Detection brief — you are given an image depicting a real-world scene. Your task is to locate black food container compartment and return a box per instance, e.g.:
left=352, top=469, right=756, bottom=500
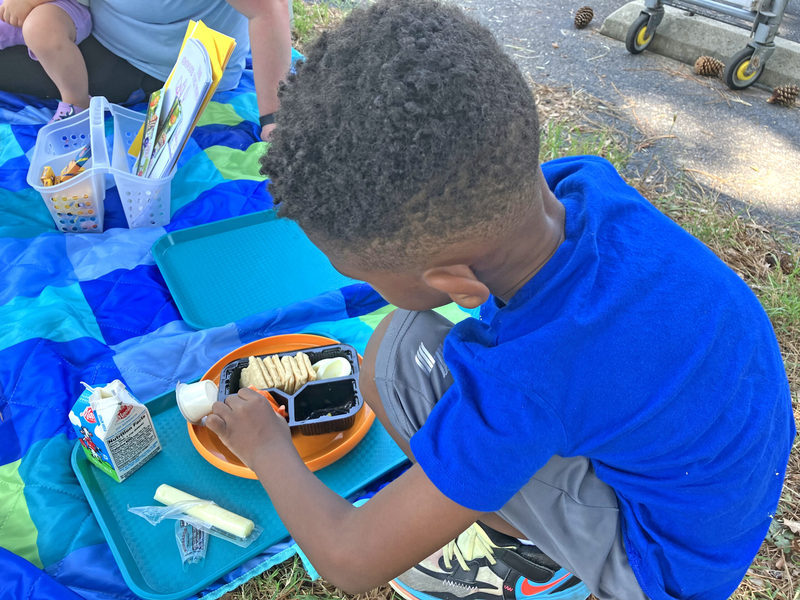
left=217, top=343, right=363, bottom=435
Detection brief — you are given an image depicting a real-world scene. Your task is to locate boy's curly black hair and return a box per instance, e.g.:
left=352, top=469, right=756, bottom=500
left=260, top=0, right=541, bottom=266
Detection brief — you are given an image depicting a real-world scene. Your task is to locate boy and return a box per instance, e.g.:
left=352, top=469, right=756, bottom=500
left=207, top=1, right=796, bottom=598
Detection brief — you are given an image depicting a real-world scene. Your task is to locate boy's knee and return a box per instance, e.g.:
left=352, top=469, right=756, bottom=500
left=359, top=310, right=415, bottom=458
left=359, top=309, right=453, bottom=446
left=360, top=309, right=399, bottom=399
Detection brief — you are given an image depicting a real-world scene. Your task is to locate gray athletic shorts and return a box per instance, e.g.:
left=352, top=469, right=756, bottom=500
left=374, top=309, right=649, bottom=600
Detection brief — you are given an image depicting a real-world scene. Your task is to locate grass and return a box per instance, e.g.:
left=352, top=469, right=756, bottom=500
left=224, top=555, right=396, bottom=600
left=226, top=3, right=800, bottom=599
left=539, top=121, right=631, bottom=167
left=291, top=0, right=350, bottom=50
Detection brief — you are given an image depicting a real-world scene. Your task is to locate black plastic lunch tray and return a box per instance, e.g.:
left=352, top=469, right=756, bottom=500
left=218, top=343, right=363, bottom=435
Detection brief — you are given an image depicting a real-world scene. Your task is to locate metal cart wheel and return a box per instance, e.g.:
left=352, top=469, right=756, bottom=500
left=626, top=12, right=656, bottom=54
left=723, top=46, right=764, bottom=89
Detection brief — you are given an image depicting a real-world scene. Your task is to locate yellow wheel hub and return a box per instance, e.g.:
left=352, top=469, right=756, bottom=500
left=636, top=25, right=652, bottom=46
left=736, top=59, right=757, bottom=81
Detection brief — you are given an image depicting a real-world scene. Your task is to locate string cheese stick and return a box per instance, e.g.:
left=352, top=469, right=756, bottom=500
left=154, top=484, right=254, bottom=539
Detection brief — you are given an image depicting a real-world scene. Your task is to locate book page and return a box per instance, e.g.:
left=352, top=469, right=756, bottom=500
left=146, top=38, right=212, bottom=179
left=128, top=20, right=235, bottom=162
left=133, top=89, right=164, bottom=176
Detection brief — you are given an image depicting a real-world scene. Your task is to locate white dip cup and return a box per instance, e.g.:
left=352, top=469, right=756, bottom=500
left=176, top=380, right=219, bottom=423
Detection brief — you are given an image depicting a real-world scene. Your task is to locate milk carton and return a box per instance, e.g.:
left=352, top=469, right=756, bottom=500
left=69, top=380, right=161, bottom=482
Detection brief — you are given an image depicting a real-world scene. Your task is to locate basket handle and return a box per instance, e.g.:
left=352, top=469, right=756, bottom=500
left=89, top=96, right=111, bottom=169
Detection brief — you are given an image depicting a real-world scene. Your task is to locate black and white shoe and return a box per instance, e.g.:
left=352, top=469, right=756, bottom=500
left=390, top=522, right=589, bottom=600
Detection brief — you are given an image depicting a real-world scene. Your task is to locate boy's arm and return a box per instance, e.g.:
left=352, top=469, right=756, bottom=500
left=207, top=389, right=482, bottom=594
left=0, top=0, right=49, bottom=27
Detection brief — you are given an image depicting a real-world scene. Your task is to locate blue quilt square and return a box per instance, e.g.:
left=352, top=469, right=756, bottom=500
left=0, top=234, right=75, bottom=305
left=192, top=121, right=259, bottom=151
left=0, top=155, right=34, bottom=193
left=79, top=264, right=181, bottom=346
left=0, top=336, right=121, bottom=464
left=12, top=123, right=39, bottom=154
left=166, top=179, right=271, bottom=232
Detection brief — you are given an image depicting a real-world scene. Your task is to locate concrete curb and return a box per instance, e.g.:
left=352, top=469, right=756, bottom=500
left=600, top=1, right=800, bottom=89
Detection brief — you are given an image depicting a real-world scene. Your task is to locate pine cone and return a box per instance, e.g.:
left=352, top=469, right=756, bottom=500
left=574, top=6, right=594, bottom=29
left=780, top=254, right=795, bottom=274
left=767, top=84, right=799, bottom=107
left=693, top=56, right=724, bottom=77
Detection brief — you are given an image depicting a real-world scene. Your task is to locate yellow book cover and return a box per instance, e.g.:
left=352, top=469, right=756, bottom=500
left=129, top=20, right=236, bottom=160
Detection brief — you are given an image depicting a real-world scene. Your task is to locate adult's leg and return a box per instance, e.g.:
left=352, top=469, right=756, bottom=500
left=0, top=35, right=162, bottom=103
left=79, top=36, right=163, bottom=103
left=0, top=44, right=59, bottom=98
left=22, top=3, right=88, bottom=107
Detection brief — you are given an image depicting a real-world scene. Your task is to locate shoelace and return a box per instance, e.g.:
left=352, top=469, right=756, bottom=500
left=442, top=523, right=498, bottom=571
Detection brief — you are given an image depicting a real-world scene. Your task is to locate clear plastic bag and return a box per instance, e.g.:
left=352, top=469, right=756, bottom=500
left=128, top=500, right=262, bottom=548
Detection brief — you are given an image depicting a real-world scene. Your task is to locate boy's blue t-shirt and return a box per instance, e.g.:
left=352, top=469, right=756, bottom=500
left=410, top=156, right=795, bottom=600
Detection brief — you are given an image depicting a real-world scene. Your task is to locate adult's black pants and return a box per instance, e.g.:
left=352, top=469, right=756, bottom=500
left=0, top=35, right=163, bottom=103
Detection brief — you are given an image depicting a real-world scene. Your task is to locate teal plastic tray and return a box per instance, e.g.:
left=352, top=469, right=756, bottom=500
left=152, top=211, right=356, bottom=330
left=71, top=390, right=407, bottom=600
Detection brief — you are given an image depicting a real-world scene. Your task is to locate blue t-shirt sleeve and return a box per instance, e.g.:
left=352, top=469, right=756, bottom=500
left=410, top=340, right=568, bottom=512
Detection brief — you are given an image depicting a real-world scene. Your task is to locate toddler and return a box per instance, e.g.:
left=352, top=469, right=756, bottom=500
left=0, top=0, right=91, bottom=122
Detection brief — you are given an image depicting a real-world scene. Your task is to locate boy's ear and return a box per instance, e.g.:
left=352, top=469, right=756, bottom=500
left=422, top=265, right=490, bottom=309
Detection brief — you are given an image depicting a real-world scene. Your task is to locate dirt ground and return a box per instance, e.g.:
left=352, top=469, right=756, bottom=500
left=456, top=0, right=800, bottom=234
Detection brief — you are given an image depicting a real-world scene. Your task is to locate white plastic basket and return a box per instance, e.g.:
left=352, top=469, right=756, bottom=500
left=26, top=97, right=175, bottom=233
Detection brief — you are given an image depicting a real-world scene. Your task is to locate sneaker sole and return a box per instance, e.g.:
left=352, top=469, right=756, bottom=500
left=389, top=579, right=443, bottom=600
left=389, top=575, right=592, bottom=600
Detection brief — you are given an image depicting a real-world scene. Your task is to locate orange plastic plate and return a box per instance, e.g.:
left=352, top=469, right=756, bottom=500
left=188, top=333, right=374, bottom=478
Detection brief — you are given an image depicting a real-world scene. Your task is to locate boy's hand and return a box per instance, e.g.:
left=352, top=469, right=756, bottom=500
left=205, top=388, right=295, bottom=469
left=0, top=0, right=35, bottom=27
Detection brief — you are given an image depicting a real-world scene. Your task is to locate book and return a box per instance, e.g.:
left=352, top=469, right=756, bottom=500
left=133, top=89, right=164, bottom=177
left=128, top=20, right=236, bottom=178
left=147, top=98, right=183, bottom=176
left=145, top=38, right=211, bottom=178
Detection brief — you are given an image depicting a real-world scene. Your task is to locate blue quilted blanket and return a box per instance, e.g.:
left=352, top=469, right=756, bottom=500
left=0, top=55, right=415, bottom=599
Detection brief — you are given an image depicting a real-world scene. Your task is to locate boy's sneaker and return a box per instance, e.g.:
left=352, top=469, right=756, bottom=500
left=389, top=522, right=590, bottom=600
left=48, top=101, right=86, bottom=125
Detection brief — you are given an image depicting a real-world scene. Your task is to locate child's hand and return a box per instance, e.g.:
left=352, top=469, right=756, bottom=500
left=0, top=0, right=35, bottom=27
left=205, top=388, right=295, bottom=469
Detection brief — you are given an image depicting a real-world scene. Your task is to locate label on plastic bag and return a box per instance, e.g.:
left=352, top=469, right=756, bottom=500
left=176, top=519, right=207, bottom=567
